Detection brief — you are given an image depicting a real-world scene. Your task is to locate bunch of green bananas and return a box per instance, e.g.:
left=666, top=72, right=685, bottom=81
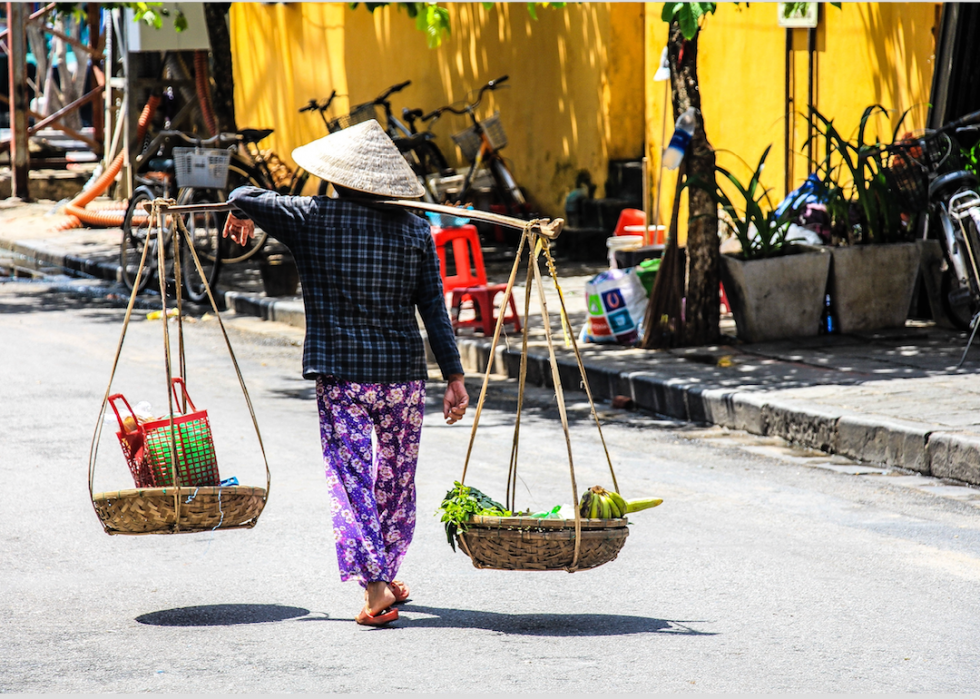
left=578, top=485, right=663, bottom=519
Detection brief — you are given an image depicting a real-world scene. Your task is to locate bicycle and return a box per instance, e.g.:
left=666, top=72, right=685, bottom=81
left=121, top=131, right=230, bottom=302
left=883, top=108, right=980, bottom=361
left=420, top=75, right=527, bottom=213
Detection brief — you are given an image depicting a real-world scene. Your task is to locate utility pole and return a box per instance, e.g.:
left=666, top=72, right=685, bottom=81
left=6, top=2, right=29, bottom=199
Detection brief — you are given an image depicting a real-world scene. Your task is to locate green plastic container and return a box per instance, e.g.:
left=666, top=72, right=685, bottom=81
left=635, top=258, right=661, bottom=297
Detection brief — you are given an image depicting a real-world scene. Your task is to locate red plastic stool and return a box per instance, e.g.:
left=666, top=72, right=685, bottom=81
left=431, top=225, right=521, bottom=336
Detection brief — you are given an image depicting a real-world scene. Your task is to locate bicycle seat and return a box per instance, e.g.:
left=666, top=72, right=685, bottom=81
left=929, top=170, right=979, bottom=199
left=392, top=133, right=429, bottom=153
left=147, top=157, right=174, bottom=172
left=238, top=128, right=275, bottom=144
left=403, top=108, right=424, bottom=121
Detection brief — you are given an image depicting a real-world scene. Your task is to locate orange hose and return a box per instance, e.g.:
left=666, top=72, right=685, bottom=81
left=63, top=95, right=161, bottom=229
left=195, top=51, right=218, bottom=137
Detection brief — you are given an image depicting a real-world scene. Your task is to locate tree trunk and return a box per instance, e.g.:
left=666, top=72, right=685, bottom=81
left=204, top=3, right=236, bottom=133
left=667, top=20, right=719, bottom=346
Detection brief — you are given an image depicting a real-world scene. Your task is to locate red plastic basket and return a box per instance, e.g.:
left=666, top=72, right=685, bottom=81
left=108, top=378, right=220, bottom=488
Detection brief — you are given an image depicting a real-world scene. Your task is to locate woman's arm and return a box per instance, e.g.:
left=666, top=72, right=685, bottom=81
left=224, top=186, right=313, bottom=248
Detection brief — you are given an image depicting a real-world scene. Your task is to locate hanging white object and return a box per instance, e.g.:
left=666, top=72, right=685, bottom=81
left=654, top=46, right=671, bottom=82
left=663, top=107, right=697, bottom=171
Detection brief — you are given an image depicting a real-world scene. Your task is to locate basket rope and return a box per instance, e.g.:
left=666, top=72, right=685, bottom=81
left=457, top=217, right=620, bottom=572
left=87, top=198, right=271, bottom=534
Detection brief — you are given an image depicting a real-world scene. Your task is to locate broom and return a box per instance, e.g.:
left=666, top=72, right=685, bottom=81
left=639, top=162, right=687, bottom=350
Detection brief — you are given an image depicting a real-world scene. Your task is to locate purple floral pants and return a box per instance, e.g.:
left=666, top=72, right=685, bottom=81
left=315, top=376, right=426, bottom=586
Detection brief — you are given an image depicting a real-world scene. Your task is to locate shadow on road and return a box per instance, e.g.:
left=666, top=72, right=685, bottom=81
left=136, top=604, right=310, bottom=626
left=394, top=605, right=714, bottom=637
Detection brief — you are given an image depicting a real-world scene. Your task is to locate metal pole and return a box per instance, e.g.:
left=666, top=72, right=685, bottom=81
left=6, top=2, right=29, bottom=199
left=784, top=28, right=792, bottom=197
left=88, top=3, right=104, bottom=155
left=807, top=27, right=816, bottom=175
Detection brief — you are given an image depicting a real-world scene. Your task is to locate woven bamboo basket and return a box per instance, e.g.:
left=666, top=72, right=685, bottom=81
left=89, top=201, right=271, bottom=538
left=457, top=516, right=629, bottom=571
left=446, top=213, right=635, bottom=573
left=92, top=486, right=267, bottom=535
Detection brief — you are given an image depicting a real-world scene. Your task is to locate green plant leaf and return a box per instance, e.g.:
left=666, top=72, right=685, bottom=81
left=527, top=2, right=538, bottom=20
left=662, top=2, right=685, bottom=22
left=678, top=5, right=699, bottom=39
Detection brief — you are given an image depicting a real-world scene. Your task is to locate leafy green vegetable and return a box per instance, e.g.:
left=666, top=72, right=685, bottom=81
left=439, top=481, right=510, bottom=552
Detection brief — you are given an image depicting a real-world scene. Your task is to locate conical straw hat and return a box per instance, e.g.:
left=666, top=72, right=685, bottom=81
left=291, top=120, right=425, bottom=199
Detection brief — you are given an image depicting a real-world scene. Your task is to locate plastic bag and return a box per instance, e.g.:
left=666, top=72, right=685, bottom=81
left=580, top=268, right=647, bottom=345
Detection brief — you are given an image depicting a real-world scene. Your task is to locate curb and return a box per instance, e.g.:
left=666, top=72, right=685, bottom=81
left=5, top=234, right=979, bottom=488
left=451, top=335, right=980, bottom=488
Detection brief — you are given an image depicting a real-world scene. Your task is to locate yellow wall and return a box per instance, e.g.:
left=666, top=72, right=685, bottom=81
left=230, top=3, right=938, bottom=227
left=644, top=2, right=939, bottom=240
left=230, top=2, right=646, bottom=215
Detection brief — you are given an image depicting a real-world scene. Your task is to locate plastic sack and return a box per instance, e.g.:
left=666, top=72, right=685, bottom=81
left=580, top=268, right=647, bottom=345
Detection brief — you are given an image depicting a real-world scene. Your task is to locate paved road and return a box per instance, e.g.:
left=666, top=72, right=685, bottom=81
left=2, top=280, right=980, bottom=692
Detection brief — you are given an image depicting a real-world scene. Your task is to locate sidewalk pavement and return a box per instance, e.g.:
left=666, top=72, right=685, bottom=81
left=5, top=198, right=980, bottom=488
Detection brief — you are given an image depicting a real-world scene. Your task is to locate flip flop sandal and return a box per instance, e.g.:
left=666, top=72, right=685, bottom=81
left=389, top=580, right=411, bottom=604
left=356, top=606, right=398, bottom=627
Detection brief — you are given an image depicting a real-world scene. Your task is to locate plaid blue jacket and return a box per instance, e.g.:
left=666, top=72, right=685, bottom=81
left=228, top=186, right=463, bottom=383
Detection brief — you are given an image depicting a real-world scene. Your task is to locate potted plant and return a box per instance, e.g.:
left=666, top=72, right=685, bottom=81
left=807, top=106, right=921, bottom=333
left=696, top=145, right=831, bottom=343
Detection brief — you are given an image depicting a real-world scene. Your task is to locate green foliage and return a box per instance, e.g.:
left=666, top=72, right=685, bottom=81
left=662, top=3, right=839, bottom=40
left=780, top=2, right=840, bottom=19
left=352, top=2, right=565, bottom=48
left=690, top=145, right=792, bottom=260
left=807, top=105, right=907, bottom=244
left=962, top=141, right=980, bottom=177
left=415, top=3, right=451, bottom=48
left=54, top=3, right=187, bottom=32
left=660, top=2, right=718, bottom=39
left=439, top=481, right=510, bottom=552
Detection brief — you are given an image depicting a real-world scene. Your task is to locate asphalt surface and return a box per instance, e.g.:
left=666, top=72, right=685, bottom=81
left=2, top=280, right=980, bottom=692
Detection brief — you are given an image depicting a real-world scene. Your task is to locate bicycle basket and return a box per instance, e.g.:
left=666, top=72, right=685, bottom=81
left=327, top=103, right=380, bottom=133
left=452, top=125, right=482, bottom=163
left=480, top=112, right=508, bottom=151
left=882, top=132, right=963, bottom=212
left=173, top=147, right=230, bottom=189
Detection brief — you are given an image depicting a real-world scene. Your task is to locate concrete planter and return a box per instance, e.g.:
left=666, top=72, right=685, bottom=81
left=719, top=247, right=831, bottom=343
left=829, top=243, right=921, bottom=333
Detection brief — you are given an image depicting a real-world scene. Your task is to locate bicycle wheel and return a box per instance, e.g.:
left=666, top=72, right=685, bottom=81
left=489, top=155, right=526, bottom=207
left=416, top=140, right=451, bottom=176
left=222, top=161, right=270, bottom=264
left=120, top=186, right=161, bottom=293
left=941, top=267, right=979, bottom=330
left=937, top=206, right=980, bottom=330
left=177, top=187, right=224, bottom=304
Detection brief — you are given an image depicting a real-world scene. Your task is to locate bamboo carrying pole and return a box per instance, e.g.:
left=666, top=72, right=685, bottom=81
left=150, top=200, right=565, bottom=240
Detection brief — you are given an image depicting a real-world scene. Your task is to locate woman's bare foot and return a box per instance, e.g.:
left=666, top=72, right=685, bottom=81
left=365, top=581, right=397, bottom=616
left=388, top=580, right=410, bottom=603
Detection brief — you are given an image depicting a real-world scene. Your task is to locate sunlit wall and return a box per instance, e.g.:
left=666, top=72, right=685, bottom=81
left=644, top=2, right=939, bottom=238
left=230, top=2, right=646, bottom=215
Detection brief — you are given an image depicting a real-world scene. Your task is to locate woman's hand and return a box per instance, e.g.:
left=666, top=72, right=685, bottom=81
left=443, top=374, right=469, bottom=425
left=222, top=213, right=255, bottom=246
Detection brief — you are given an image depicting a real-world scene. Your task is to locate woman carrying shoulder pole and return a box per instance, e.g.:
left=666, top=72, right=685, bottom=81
left=222, top=120, right=468, bottom=626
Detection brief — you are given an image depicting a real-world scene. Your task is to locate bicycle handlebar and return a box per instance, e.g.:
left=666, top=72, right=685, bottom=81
left=377, top=80, right=412, bottom=103
left=942, top=108, right=980, bottom=133
left=299, top=90, right=338, bottom=114
left=134, top=129, right=241, bottom=169
left=420, top=76, right=511, bottom=122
